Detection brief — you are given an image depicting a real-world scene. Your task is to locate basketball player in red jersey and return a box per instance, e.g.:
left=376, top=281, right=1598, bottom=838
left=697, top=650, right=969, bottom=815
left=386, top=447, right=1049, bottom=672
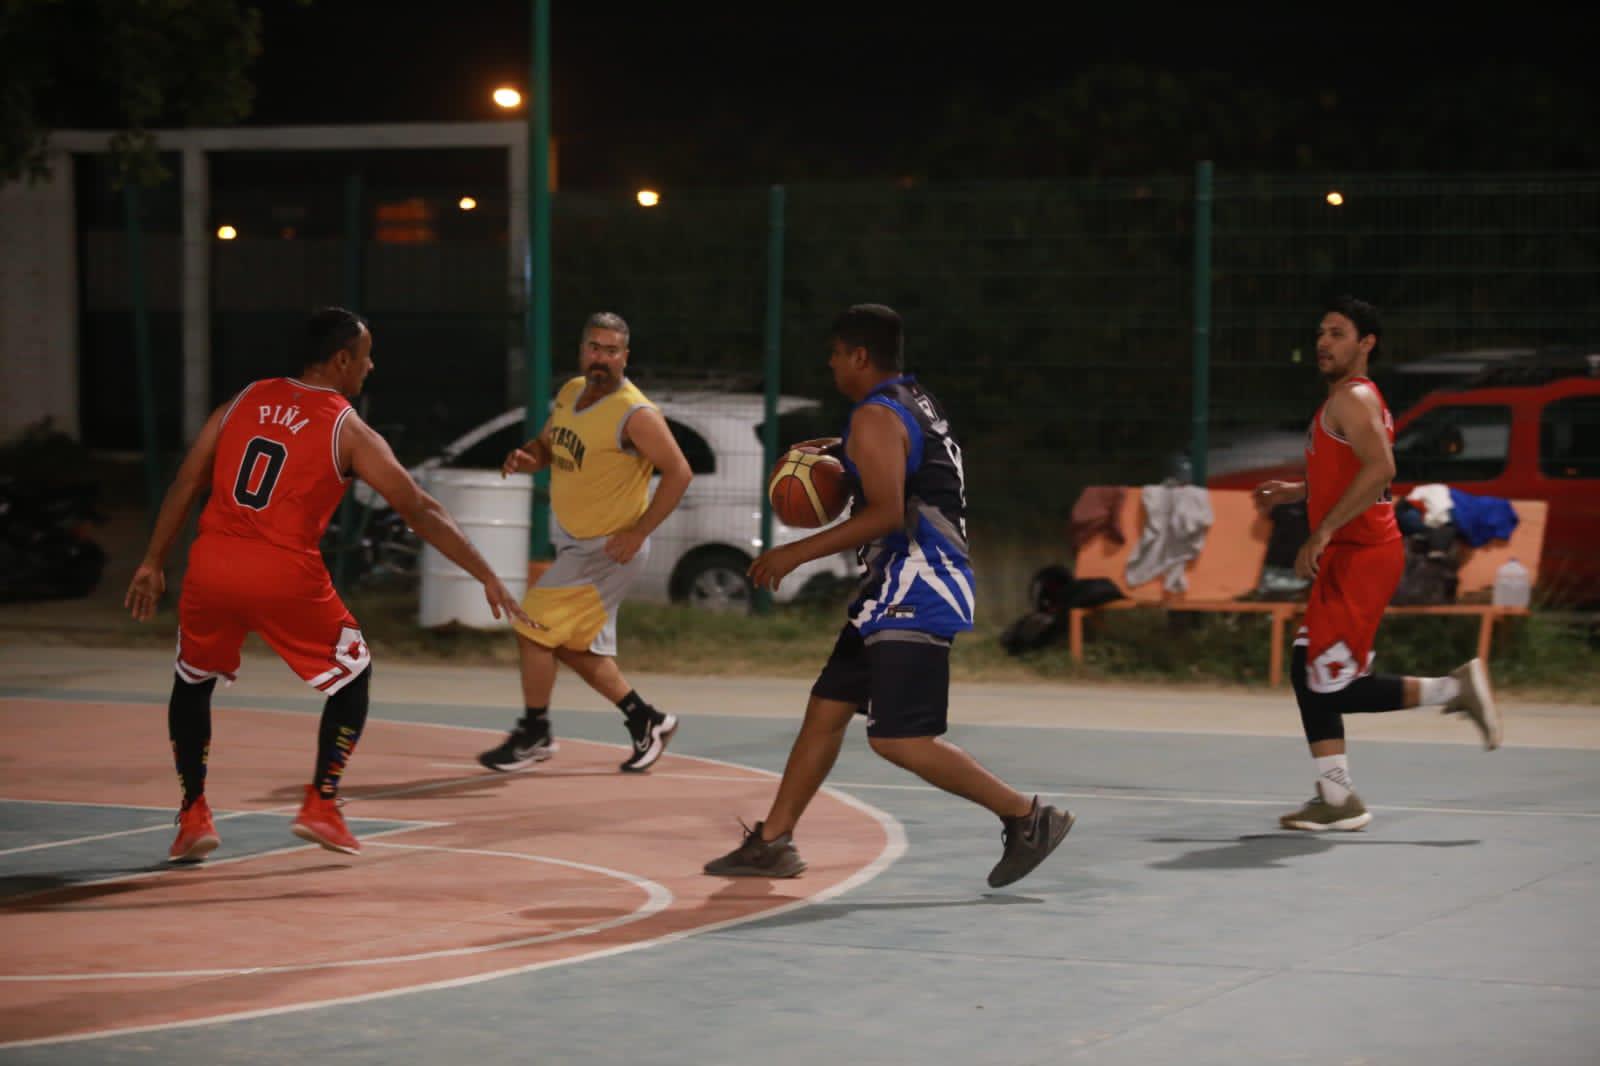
left=126, top=308, right=527, bottom=861
left=1253, top=297, right=1501, bottom=831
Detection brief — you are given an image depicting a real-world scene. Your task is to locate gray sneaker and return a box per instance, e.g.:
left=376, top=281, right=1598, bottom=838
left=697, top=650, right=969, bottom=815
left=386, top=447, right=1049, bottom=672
left=1279, top=789, right=1372, bottom=831
left=987, top=797, right=1074, bottom=888
left=704, top=821, right=807, bottom=878
left=1444, top=658, right=1502, bottom=751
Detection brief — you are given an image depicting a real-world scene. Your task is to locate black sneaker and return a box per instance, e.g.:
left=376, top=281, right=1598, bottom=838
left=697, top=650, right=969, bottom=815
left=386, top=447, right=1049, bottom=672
left=703, top=820, right=807, bottom=878
left=619, top=712, right=678, bottom=773
left=477, top=717, right=557, bottom=772
left=987, top=797, right=1074, bottom=888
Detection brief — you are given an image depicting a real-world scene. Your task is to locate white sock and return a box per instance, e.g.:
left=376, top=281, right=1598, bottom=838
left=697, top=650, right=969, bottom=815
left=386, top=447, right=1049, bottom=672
left=1313, top=755, right=1354, bottom=805
left=1417, top=676, right=1461, bottom=706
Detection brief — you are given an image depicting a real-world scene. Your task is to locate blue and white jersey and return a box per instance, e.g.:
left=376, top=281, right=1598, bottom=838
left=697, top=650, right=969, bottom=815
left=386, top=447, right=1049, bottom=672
left=840, top=375, right=975, bottom=640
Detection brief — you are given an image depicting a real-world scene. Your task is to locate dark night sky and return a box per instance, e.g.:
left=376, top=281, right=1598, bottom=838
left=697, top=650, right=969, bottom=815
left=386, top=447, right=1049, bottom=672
left=240, top=2, right=1598, bottom=188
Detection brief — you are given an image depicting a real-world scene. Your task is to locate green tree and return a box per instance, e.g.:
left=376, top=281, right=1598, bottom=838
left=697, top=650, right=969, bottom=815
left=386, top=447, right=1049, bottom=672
left=919, top=65, right=1310, bottom=179
left=0, top=0, right=264, bottom=187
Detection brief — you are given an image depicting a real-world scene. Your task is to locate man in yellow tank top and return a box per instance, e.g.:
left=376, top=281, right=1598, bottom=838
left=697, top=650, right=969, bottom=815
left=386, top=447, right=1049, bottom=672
left=478, top=313, right=693, bottom=773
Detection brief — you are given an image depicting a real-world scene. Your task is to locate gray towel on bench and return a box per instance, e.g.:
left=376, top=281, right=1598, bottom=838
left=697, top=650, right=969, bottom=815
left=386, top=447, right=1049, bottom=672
left=1125, top=484, right=1214, bottom=594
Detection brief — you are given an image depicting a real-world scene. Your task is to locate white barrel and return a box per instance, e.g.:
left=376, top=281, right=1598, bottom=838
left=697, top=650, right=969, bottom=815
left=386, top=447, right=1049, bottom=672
left=417, top=468, right=532, bottom=629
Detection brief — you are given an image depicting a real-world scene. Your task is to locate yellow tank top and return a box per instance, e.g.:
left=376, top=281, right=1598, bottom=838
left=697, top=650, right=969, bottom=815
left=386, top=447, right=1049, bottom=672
left=546, top=376, right=657, bottom=538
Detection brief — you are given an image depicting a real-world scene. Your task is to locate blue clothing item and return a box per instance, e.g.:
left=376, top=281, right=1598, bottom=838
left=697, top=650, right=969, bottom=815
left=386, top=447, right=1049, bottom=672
left=1447, top=488, right=1519, bottom=547
left=839, top=375, right=975, bottom=640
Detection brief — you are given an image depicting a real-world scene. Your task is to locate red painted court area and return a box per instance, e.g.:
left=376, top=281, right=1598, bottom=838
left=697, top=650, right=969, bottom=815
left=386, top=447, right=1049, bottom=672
left=0, top=700, right=895, bottom=1047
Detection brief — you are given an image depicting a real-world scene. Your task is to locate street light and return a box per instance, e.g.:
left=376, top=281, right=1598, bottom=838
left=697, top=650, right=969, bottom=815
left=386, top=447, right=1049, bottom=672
left=636, top=189, right=660, bottom=207
left=216, top=224, right=238, bottom=240
left=1326, top=191, right=1345, bottom=206
left=493, top=87, right=522, bottom=109
left=458, top=196, right=478, bottom=211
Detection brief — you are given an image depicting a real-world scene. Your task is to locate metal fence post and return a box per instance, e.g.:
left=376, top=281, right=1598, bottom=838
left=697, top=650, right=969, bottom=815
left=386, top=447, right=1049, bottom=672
left=756, top=184, right=787, bottom=614
left=1190, top=160, right=1214, bottom=485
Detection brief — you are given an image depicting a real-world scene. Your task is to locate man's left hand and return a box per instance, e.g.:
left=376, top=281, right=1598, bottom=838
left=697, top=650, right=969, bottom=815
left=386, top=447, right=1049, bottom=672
left=1295, top=528, right=1333, bottom=580
left=125, top=563, right=166, bottom=622
left=604, top=528, right=648, bottom=565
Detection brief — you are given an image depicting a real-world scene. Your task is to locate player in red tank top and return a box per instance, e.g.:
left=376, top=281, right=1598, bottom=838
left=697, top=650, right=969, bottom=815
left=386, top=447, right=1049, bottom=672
left=1252, top=297, right=1501, bottom=832
left=125, top=309, right=527, bottom=863
left=201, top=376, right=357, bottom=555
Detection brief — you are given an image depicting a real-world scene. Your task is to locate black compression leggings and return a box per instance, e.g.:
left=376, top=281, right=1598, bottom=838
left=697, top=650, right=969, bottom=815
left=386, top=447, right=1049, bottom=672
left=1290, top=646, right=1408, bottom=744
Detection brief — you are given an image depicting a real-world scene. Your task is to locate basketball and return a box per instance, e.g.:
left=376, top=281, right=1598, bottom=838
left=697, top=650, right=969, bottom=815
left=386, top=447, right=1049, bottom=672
left=767, top=448, right=849, bottom=528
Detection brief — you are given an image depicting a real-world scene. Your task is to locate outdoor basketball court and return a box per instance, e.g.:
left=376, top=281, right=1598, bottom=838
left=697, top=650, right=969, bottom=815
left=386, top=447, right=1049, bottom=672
left=2, top=645, right=1596, bottom=1064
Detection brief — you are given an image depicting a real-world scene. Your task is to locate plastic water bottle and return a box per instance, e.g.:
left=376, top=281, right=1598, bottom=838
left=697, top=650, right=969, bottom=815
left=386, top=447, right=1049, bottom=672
left=1492, top=557, right=1531, bottom=608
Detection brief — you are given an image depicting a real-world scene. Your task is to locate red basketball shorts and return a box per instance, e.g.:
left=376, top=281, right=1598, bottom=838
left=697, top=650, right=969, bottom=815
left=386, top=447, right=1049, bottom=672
left=1293, top=538, right=1404, bottom=694
left=176, top=533, right=371, bottom=695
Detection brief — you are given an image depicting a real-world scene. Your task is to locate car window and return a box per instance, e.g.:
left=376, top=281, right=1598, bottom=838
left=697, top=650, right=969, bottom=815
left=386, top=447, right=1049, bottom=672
left=1393, top=404, right=1512, bottom=483
left=1540, top=396, right=1600, bottom=479
left=667, top=418, right=716, bottom=475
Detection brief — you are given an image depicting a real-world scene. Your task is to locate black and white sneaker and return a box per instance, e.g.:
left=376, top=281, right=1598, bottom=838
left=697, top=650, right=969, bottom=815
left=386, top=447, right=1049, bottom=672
left=987, top=796, right=1074, bottom=888
left=477, top=718, right=557, bottom=772
left=619, top=712, right=678, bottom=773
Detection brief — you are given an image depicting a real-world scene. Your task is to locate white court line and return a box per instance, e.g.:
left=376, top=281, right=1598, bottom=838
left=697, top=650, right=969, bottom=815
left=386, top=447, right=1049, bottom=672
left=0, top=732, right=908, bottom=1051
left=0, top=783, right=450, bottom=858
left=1, top=844, right=672, bottom=982
left=1, top=798, right=178, bottom=813
left=627, top=771, right=1600, bottom=821
left=0, top=823, right=430, bottom=908
left=796, top=779, right=1600, bottom=820
left=317, top=766, right=1600, bottom=824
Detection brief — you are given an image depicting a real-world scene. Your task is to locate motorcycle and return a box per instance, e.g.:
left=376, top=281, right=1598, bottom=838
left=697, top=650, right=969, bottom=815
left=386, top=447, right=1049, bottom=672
left=0, top=477, right=107, bottom=603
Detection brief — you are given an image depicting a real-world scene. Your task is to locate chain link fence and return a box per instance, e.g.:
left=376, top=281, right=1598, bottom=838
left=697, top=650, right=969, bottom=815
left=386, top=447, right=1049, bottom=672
left=70, top=159, right=1600, bottom=619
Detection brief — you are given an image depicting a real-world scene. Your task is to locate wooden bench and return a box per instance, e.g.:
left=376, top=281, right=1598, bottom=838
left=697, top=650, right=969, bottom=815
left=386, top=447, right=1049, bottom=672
left=1067, top=487, right=1546, bottom=685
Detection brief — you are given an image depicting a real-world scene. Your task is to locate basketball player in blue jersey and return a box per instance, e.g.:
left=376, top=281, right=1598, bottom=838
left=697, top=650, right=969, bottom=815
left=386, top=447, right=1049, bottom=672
left=705, top=304, right=1073, bottom=887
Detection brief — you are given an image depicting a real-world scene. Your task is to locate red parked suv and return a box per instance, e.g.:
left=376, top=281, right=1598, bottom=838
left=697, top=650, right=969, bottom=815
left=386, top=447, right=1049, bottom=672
left=1210, top=356, right=1600, bottom=605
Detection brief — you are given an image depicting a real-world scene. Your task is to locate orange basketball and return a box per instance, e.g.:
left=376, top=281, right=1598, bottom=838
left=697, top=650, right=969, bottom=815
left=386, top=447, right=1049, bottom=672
left=768, top=448, right=850, bottom=528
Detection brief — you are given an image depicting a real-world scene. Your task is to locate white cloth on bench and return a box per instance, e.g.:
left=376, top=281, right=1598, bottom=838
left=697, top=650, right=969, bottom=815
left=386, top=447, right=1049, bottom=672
left=1126, top=484, right=1214, bottom=594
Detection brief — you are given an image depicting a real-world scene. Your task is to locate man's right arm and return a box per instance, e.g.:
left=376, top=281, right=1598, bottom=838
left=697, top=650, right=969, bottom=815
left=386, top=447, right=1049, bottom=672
left=503, top=423, right=553, bottom=477
left=342, top=412, right=529, bottom=623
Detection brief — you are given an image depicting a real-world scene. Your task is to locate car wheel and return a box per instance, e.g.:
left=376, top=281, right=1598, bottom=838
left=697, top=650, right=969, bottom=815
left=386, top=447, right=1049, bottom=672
left=671, top=548, right=753, bottom=613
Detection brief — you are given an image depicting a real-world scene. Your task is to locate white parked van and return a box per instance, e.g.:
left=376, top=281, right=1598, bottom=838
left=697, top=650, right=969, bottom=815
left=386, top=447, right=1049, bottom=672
left=357, top=390, right=858, bottom=611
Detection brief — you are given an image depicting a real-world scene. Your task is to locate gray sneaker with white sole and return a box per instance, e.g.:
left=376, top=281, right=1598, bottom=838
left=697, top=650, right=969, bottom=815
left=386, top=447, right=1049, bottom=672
left=1444, top=658, right=1502, bottom=750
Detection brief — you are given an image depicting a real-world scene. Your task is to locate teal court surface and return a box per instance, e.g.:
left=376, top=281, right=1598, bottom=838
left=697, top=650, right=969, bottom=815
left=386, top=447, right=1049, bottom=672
left=1, top=645, right=1597, bottom=1065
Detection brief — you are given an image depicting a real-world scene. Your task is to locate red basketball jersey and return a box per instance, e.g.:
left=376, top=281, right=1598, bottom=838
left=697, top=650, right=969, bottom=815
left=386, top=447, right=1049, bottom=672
left=1304, top=377, right=1400, bottom=547
left=198, top=378, right=355, bottom=555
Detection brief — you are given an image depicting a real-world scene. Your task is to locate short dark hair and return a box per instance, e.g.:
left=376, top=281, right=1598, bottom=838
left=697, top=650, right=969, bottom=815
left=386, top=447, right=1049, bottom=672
left=831, top=304, right=903, bottom=371
left=1324, top=295, right=1382, bottom=362
left=302, top=307, right=368, bottom=371
left=583, top=311, right=629, bottom=345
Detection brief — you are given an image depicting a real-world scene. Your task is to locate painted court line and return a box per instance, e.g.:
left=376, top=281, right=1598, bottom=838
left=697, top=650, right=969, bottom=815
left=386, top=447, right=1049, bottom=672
left=0, top=823, right=430, bottom=908
left=1, top=843, right=673, bottom=982
left=647, top=773, right=1600, bottom=821
left=2, top=798, right=179, bottom=813
left=0, top=801, right=446, bottom=859
left=0, top=751, right=908, bottom=1052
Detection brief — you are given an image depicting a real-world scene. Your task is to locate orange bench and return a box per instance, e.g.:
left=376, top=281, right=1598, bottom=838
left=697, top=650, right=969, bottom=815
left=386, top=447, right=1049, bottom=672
left=1068, top=488, right=1545, bottom=685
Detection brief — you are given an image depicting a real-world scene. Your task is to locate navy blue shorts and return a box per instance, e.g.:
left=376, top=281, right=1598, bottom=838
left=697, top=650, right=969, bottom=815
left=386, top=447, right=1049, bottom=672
left=810, top=625, right=950, bottom=739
